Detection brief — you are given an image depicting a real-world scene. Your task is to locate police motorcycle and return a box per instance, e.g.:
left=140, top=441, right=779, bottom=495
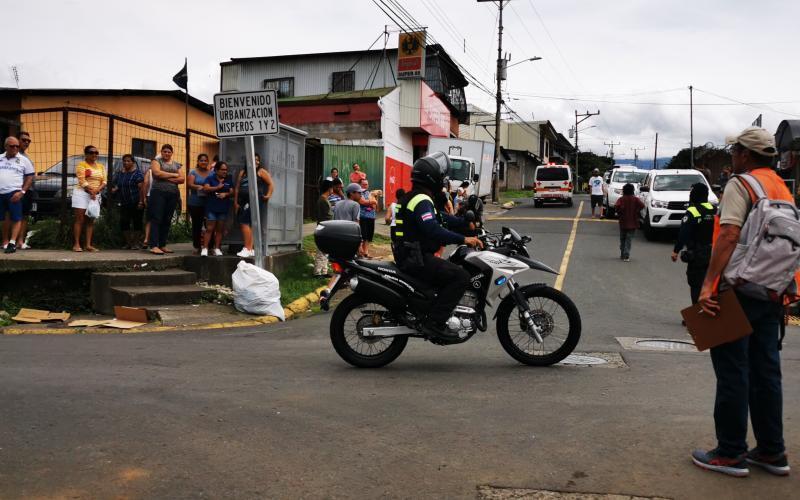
left=315, top=177, right=581, bottom=370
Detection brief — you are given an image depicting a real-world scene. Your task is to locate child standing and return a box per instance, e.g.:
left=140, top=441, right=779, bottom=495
left=614, top=183, right=645, bottom=262
left=201, top=162, right=233, bottom=257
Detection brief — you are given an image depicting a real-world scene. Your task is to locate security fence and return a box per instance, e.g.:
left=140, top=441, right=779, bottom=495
left=6, top=107, right=218, bottom=223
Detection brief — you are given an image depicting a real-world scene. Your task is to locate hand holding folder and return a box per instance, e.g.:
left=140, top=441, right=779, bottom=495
left=681, top=289, right=752, bottom=351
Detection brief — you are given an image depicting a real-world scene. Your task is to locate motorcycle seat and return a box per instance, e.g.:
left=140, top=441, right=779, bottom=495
left=354, top=259, right=433, bottom=295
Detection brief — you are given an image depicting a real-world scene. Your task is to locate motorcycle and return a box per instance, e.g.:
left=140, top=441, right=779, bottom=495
left=315, top=221, right=581, bottom=368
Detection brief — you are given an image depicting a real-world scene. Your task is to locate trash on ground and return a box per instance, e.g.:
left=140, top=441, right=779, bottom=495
left=232, top=261, right=284, bottom=320
left=66, top=306, right=148, bottom=329
left=12, top=308, right=71, bottom=324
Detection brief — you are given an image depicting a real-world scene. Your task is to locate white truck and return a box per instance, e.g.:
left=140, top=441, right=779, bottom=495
left=428, top=137, right=495, bottom=200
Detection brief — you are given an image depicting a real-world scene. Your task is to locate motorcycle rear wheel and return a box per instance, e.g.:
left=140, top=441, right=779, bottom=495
left=330, top=294, right=409, bottom=368
left=496, top=285, right=581, bottom=366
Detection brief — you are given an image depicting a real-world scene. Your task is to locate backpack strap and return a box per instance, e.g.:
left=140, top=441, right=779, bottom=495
left=734, top=173, right=767, bottom=203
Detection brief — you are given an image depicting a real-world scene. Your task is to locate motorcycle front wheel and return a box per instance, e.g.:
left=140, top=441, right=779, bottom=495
left=496, top=285, right=581, bottom=366
left=330, top=294, right=409, bottom=368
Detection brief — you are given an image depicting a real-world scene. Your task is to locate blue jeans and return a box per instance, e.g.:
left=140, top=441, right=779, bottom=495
left=148, top=189, right=178, bottom=249
left=619, top=228, right=634, bottom=259
left=710, top=292, right=784, bottom=457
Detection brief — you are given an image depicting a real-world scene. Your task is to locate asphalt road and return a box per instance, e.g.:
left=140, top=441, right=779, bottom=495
left=2, top=194, right=799, bottom=499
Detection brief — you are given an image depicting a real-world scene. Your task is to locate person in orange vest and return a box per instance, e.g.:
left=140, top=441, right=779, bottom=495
left=692, top=127, right=791, bottom=477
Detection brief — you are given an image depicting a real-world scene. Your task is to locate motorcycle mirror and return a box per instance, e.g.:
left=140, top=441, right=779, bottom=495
left=472, top=174, right=480, bottom=183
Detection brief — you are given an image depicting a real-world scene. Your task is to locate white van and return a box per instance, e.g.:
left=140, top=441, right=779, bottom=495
left=603, top=167, right=648, bottom=217
left=533, top=164, right=574, bottom=207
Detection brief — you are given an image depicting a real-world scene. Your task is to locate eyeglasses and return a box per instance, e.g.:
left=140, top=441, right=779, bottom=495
left=88, top=150, right=99, bottom=155
left=7, top=144, right=20, bottom=148
left=20, top=138, right=31, bottom=143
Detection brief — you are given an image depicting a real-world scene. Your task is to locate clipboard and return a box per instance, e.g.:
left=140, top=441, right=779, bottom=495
left=681, top=289, right=752, bottom=351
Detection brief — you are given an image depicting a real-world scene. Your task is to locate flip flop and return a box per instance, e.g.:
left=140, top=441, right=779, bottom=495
left=150, top=248, right=165, bottom=255
left=72, top=247, right=83, bottom=252
left=160, top=247, right=174, bottom=254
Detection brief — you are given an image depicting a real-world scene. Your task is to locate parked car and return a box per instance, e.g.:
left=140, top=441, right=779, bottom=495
left=637, top=169, right=718, bottom=240
left=532, top=164, right=574, bottom=207
left=33, top=155, right=151, bottom=219
left=603, top=167, right=648, bottom=218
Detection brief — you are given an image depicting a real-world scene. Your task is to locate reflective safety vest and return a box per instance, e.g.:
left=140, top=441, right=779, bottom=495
left=685, top=202, right=716, bottom=248
left=712, top=167, right=800, bottom=303
left=391, top=192, right=440, bottom=253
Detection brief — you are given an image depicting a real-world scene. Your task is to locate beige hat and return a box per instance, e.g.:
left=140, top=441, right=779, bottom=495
left=725, top=127, right=777, bottom=157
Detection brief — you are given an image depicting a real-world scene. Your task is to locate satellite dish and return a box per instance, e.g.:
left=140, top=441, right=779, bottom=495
left=704, top=142, right=714, bottom=149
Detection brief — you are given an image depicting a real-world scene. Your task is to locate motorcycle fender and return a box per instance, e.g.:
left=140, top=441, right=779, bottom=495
left=492, top=282, right=548, bottom=319
left=514, top=255, right=559, bottom=275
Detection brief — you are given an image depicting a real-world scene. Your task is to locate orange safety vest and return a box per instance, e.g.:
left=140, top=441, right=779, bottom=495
left=712, top=167, right=800, bottom=303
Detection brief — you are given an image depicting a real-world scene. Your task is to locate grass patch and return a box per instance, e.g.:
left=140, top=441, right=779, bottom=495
left=499, top=189, right=532, bottom=203
left=276, top=252, right=328, bottom=307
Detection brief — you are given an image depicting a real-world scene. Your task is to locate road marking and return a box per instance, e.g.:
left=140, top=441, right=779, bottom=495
left=553, top=201, right=583, bottom=291
left=488, top=216, right=615, bottom=223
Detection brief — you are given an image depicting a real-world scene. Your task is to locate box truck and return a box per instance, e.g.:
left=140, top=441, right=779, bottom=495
left=427, top=137, right=494, bottom=200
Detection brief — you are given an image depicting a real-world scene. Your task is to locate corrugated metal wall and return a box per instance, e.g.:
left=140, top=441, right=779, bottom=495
left=323, top=144, right=384, bottom=200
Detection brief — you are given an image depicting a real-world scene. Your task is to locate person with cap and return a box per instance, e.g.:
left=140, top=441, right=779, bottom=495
left=392, top=152, right=483, bottom=339
left=672, top=183, right=717, bottom=305
left=692, top=127, right=791, bottom=477
left=588, top=168, right=606, bottom=218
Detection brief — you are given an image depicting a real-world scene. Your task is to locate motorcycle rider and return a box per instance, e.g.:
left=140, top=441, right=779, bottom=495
left=392, top=152, right=483, bottom=339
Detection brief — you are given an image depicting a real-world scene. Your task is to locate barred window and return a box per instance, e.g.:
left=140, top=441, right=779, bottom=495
left=331, top=71, right=355, bottom=93
left=263, top=78, right=294, bottom=98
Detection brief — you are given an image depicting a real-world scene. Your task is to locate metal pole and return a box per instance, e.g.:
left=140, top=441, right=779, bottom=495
left=107, top=116, right=114, bottom=183
left=60, top=110, right=69, bottom=228
left=574, top=111, right=579, bottom=192
left=689, top=85, right=694, bottom=169
left=653, top=133, right=658, bottom=169
left=245, top=136, right=265, bottom=269
left=491, top=0, right=504, bottom=203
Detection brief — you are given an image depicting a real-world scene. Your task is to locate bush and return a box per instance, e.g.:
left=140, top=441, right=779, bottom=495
left=28, top=208, right=191, bottom=249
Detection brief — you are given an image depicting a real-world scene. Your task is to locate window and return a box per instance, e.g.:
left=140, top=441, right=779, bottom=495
left=653, top=174, right=705, bottom=191
left=612, top=171, right=647, bottom=183
left=331, top=71, right=355, bottom=93
left=132, top=138, right=156, bottom=160
left=499, top=163, right=505, bottom=181
left=262, top=77, right=294, bottom=97
left=535, top=167, right=569, bottom=181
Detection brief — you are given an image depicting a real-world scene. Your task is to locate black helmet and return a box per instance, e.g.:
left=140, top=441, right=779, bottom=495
left=411, top=152, right=450, bottom=190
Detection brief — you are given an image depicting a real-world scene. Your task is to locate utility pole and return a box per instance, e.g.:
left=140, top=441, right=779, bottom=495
left=574, top=110, right=600, bottom=192
left=653, top=133, right=659, bottom=169
left=478, top=0, right=506, bottom=203
left=604, top=140, right=620, bottom=162
left=631, top=146, right=646, bottom=167
left=689, top=85, right=694, bottom=169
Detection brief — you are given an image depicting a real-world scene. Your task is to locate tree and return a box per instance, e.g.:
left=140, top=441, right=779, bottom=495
left=574, top=151, right=613, bottom=175
left=665, top=148, right=693, bottom=169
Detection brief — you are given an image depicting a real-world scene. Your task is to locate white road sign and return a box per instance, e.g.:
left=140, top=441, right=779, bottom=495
left=213, top=90, right=279, bottom=137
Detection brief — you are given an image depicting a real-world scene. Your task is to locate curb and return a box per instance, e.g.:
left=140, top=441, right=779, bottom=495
left=1, top=287, right=328, bottom=336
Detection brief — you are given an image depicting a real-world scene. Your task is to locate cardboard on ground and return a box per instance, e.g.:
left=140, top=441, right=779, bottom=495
left=13, top=308, right=71, bottom=323
left=65, top=307, right=148, bottom=329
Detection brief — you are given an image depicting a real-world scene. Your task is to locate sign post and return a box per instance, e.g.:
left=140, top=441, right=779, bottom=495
left=213, top=90, right=279, bottom=269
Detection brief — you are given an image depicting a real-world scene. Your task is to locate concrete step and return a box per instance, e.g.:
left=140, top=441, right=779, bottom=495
left=109, top=284, right=209, bottom=309
left=94, top=269, right=197, bottom=287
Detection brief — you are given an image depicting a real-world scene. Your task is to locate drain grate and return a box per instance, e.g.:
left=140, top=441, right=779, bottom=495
left=616, top=337, right=700, bottom=353
left=557, top=352, right=627, bottom=368
left=478, top=486, right=670, bottom=499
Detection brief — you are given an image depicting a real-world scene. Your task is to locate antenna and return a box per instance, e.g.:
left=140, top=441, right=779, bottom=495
left=10, top=66, right=19, bottom=88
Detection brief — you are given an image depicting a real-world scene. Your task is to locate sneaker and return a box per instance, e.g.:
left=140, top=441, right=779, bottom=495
left=1, top=242, right=7, bottom=249
left=20, top=242, right=30, bottom=250
left=4, top=242, right=16, bottom=254
left=200, top=248, right=208, bottom=257
left=691, top=448, right=749, bottom=477
left=236, top=248, right=250, bottom=258
left=746, top=448, right=790, bottom=476
left=319, top=289, right=331, bottom=311
left=247, top=249, right=256, bottom=257
left=213, top=248, right=223, bottom=256
left=623, top=257, right=631, bottom=262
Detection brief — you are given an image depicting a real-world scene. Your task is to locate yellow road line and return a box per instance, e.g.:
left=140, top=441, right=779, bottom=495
left=553, top=201, right=583, bottom=291
left=489, top=216, right=615, bottom=223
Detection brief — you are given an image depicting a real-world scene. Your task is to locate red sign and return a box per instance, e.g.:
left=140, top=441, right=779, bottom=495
left=398, top=31, right=426, bottom=79
left=419, top=81, right=450, bottom=137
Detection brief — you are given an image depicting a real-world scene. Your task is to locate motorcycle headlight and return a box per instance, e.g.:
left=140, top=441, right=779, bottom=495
left=651, top=199, right=669, bottom=209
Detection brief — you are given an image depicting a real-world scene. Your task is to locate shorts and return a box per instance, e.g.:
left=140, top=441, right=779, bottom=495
left=360, top=217, right=375, bottom=242
left=0, top=191, right=23, bottom=222
left=72, top=188, right=102, bottom=210
left=206, top=209, right=229, bottom=222
left=21, top=190, right=33, bottom=215
left=590, top=195, right=603, bottom=208
left=238, top=205, right=252, bottom=226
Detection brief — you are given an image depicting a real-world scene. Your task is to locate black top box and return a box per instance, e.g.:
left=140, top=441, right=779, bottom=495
left=314, top=220, right=362, bottom=259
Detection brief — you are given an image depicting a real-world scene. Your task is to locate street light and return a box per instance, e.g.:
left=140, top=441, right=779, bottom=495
left=506, top=56, right=542, bottom=69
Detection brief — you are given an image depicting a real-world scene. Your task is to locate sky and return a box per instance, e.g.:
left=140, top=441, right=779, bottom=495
left=7, top=0, right=799, bottom=160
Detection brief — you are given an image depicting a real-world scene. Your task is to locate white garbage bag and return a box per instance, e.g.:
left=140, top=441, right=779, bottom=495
left=86, top=198, right=101, bottom=219
left=232, top=260, right=285, bottom=320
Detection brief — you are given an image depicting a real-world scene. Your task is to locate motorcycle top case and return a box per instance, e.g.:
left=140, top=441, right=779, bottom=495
left=314, top=220, right=362, bottom=259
